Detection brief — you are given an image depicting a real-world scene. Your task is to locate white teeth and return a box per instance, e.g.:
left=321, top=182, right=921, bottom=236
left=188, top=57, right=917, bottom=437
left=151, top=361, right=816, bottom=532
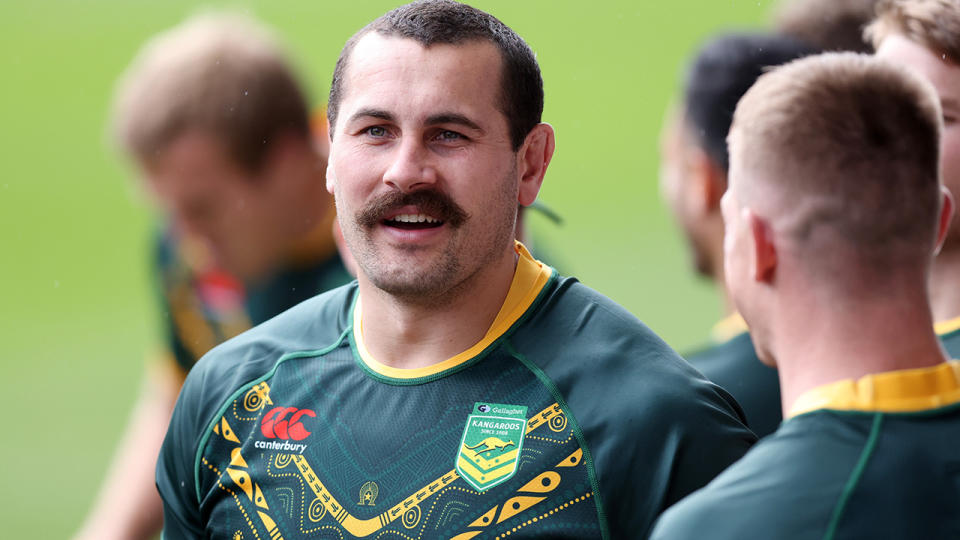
left=392, top=214, right=440, bottom=224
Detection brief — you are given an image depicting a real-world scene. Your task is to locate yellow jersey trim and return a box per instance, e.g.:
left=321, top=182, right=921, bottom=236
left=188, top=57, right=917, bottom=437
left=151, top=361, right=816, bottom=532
left=935, top=316, right=960, bottom=336
left=353, top=241, right=553, bottom=380
left=710, top=312, right=748, bottom=344
left=788, top=360, right=960, bottom=418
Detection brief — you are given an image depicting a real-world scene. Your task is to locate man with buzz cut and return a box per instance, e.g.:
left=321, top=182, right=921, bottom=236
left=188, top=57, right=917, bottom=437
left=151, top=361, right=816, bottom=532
left=868, top=0, right=960, bottom=356
left=156, top=1, right=756, bottom=538
left=651, top=52, right=959, bottom=539
left=661, top=32, right=816, bottom=437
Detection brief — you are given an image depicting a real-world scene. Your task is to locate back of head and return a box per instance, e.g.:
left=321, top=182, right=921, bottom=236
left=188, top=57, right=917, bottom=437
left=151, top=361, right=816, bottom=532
left=774, top=0, right=881, bottom=52
left=865, top=0, right=960, bottom=62
left=327, top=0, right=542, bottom=150
left=684, top=33, right=817, bottom=173
left=729, top=53, right=942, bottom=272
left=113, top=12, right=311, bottom=172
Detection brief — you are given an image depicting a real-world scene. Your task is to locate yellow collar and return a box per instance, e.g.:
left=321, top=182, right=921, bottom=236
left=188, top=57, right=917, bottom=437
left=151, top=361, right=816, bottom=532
left=788, top=361, right=960, bottom=418
left=710, top=312, right=748, bottom=343
left=352, top=241, right=553, bottom=380
left=935, top=315, right=960, bottom=336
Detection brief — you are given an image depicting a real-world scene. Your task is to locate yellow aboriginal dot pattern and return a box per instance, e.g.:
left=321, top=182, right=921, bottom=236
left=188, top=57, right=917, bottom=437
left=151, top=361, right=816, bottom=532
left=265, top=449, right=328, bottom=535
left=493, top=492, right=593, bottom=539
left=219, top=483, right=263, bottom=540
left=205, top=401, right=582, bottom=538
left=421, top=485, right=488, bottom=532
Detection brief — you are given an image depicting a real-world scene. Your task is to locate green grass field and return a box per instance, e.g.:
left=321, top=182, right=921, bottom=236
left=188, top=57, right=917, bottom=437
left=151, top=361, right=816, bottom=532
left=0, top=1, right=774, bottom=536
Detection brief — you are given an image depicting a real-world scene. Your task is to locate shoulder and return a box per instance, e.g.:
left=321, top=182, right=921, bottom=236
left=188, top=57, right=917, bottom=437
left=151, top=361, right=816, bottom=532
left=651, top=413, right=869, bottom=539
left=182, top=283, right=356, bottom=420
left=509, top=276, right=756, bottom=536
left=513, top=276, right=742, bottom=417
left=515, top=276, right=679, bottom=364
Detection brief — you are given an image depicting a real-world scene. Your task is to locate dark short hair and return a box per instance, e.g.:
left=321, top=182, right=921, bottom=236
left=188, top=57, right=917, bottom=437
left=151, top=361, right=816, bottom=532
left=327, top=0, right=543, bottom=150
left=683, top=33, right=817, bottom=172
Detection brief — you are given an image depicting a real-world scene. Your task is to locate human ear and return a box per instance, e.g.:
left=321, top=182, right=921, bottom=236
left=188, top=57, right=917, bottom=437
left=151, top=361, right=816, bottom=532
left=689, top=148, right=726, bottom=215
left=517, top=123, right=555, bottom=207
left=747, top=209, right=777, bottom=283
left=935, top=186, right=955, bottom=255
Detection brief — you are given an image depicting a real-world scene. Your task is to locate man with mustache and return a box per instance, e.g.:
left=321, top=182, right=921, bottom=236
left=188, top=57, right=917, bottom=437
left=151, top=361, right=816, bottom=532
left=156, top=2, right=755, bottom=538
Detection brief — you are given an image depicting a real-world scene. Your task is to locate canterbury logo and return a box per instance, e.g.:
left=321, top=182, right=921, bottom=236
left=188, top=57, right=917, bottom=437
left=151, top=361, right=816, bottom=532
left=261, top=406, right=316, bottom=440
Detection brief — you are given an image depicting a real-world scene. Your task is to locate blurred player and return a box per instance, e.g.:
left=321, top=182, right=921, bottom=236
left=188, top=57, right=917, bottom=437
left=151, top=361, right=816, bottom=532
left=74, top=13, right=351, bottom=540
left=661, top=33, right=815, bottom=437
left=156, top=2, right=755, bottom=537
left=652, top=52, right=958, bottom=538
left=869, top=0, right=960, bottom=356
left=774, top=0, right=880, bottom=52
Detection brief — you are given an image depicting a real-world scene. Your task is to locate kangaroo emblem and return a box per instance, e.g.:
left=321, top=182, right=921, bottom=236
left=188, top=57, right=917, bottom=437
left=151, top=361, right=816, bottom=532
left=464, top=437, right=515, bottom=453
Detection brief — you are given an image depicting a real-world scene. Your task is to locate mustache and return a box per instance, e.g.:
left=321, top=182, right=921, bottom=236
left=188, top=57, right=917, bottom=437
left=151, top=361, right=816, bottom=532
left=356, top=190, right=469, bottom=228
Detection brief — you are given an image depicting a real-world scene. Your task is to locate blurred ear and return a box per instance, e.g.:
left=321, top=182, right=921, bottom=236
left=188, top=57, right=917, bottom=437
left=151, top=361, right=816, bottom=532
left=260, top=132, right=308, bottom=179
left=935, top=186, right=955, bottom=255
left=517, top=123, right=555, bottom=207
left=689, top=147, right=726, bottom=215
left=747, top=209, right=777, bottom=283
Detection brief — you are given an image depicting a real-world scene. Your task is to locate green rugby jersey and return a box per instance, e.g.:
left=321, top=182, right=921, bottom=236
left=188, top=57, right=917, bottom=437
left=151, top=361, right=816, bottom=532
left=154, top=208, right=351, bottom=374
left=157, top=244, right=756, bottom=539
left=685, top=314, right=781, bottom=438
left=937, top=317, right=960, bottom=358
left=651, top=361, right=960, bottom=540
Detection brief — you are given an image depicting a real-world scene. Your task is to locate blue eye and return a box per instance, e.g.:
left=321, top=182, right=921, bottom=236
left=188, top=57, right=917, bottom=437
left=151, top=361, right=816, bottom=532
left=437, top=130, right=462, bottom=141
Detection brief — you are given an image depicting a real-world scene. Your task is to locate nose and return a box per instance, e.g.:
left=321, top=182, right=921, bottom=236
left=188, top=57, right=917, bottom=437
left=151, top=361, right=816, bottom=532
left=382, top=138, right=437, bottom=192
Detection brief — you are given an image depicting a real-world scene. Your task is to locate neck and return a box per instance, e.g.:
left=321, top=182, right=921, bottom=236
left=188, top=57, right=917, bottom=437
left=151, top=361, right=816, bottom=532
left=930, top=247, right=960, bottom=324
left=357, top=246, right=518, bottom=370
left=773, top=283, right=948, bottom=417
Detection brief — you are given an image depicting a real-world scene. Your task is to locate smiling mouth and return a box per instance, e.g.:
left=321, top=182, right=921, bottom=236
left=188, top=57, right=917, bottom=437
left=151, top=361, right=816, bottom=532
left=383, top=213, right=444, bottom=230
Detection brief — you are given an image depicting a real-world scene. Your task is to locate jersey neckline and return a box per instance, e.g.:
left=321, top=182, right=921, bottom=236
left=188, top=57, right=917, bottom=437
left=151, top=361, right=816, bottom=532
left=351, top=241, right=554, bottom=381
left=788, top=360, right=960, bottom=418
left=935, top=315, right=960, bottom=337
left=710, top=312, right=748, bottom=344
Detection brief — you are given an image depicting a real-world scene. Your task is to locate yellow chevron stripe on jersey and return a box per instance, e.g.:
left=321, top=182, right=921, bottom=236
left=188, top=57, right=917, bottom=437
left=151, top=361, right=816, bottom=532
left=788, top=360, right=960, bottom=418
left=268, top=402, right=562, bottom=538
left=935, top=315, right=960, bottom=336
left=353, top=241, right=553, bottom=379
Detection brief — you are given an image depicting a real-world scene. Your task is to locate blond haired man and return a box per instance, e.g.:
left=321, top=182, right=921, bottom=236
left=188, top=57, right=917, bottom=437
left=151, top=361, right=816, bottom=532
left=74, top=14, right=351, bottom=540
left=652, top=52, right=958, bottom=539
left=869, top=0, right=960, bottom=356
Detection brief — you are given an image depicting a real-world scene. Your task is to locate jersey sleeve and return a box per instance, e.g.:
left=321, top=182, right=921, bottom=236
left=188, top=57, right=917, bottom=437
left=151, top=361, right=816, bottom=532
left=156, top=357, right=211, bottom=538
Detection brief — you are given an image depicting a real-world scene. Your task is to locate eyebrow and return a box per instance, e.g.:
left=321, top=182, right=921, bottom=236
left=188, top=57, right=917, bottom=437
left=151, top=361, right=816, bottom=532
left=941, top=97, right=959, bottom=111
left=348, top=108, right=395, bottom=124
left=348, top=108, right=483, bottom=131
left=425, top=112, right=483, bottom=132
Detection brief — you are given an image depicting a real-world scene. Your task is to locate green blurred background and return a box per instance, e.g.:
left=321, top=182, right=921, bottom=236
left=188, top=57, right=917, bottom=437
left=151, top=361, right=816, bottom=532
left=0, top=1, right=775, bottom=536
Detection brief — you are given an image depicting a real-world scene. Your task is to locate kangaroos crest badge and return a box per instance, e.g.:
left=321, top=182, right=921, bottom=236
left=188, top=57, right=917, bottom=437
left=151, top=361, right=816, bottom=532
left=456, top=402, right=528, bottom=492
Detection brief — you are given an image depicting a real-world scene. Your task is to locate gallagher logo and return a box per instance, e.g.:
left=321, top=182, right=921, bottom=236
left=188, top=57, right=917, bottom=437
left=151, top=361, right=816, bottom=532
left=261, top=406, right=316, bottom=440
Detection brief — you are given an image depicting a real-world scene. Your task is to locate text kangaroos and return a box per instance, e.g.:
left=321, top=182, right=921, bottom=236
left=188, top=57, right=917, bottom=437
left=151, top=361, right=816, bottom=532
left=465, top=437, right=515, bottom=453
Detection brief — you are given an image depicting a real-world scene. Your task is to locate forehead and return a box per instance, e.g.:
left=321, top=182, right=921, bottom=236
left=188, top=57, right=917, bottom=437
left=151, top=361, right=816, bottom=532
left=144, top=131, right=244, bottom=192
left=876, top=34, right=960, bottom=104
left=337, top=33, right=505, bottom=125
